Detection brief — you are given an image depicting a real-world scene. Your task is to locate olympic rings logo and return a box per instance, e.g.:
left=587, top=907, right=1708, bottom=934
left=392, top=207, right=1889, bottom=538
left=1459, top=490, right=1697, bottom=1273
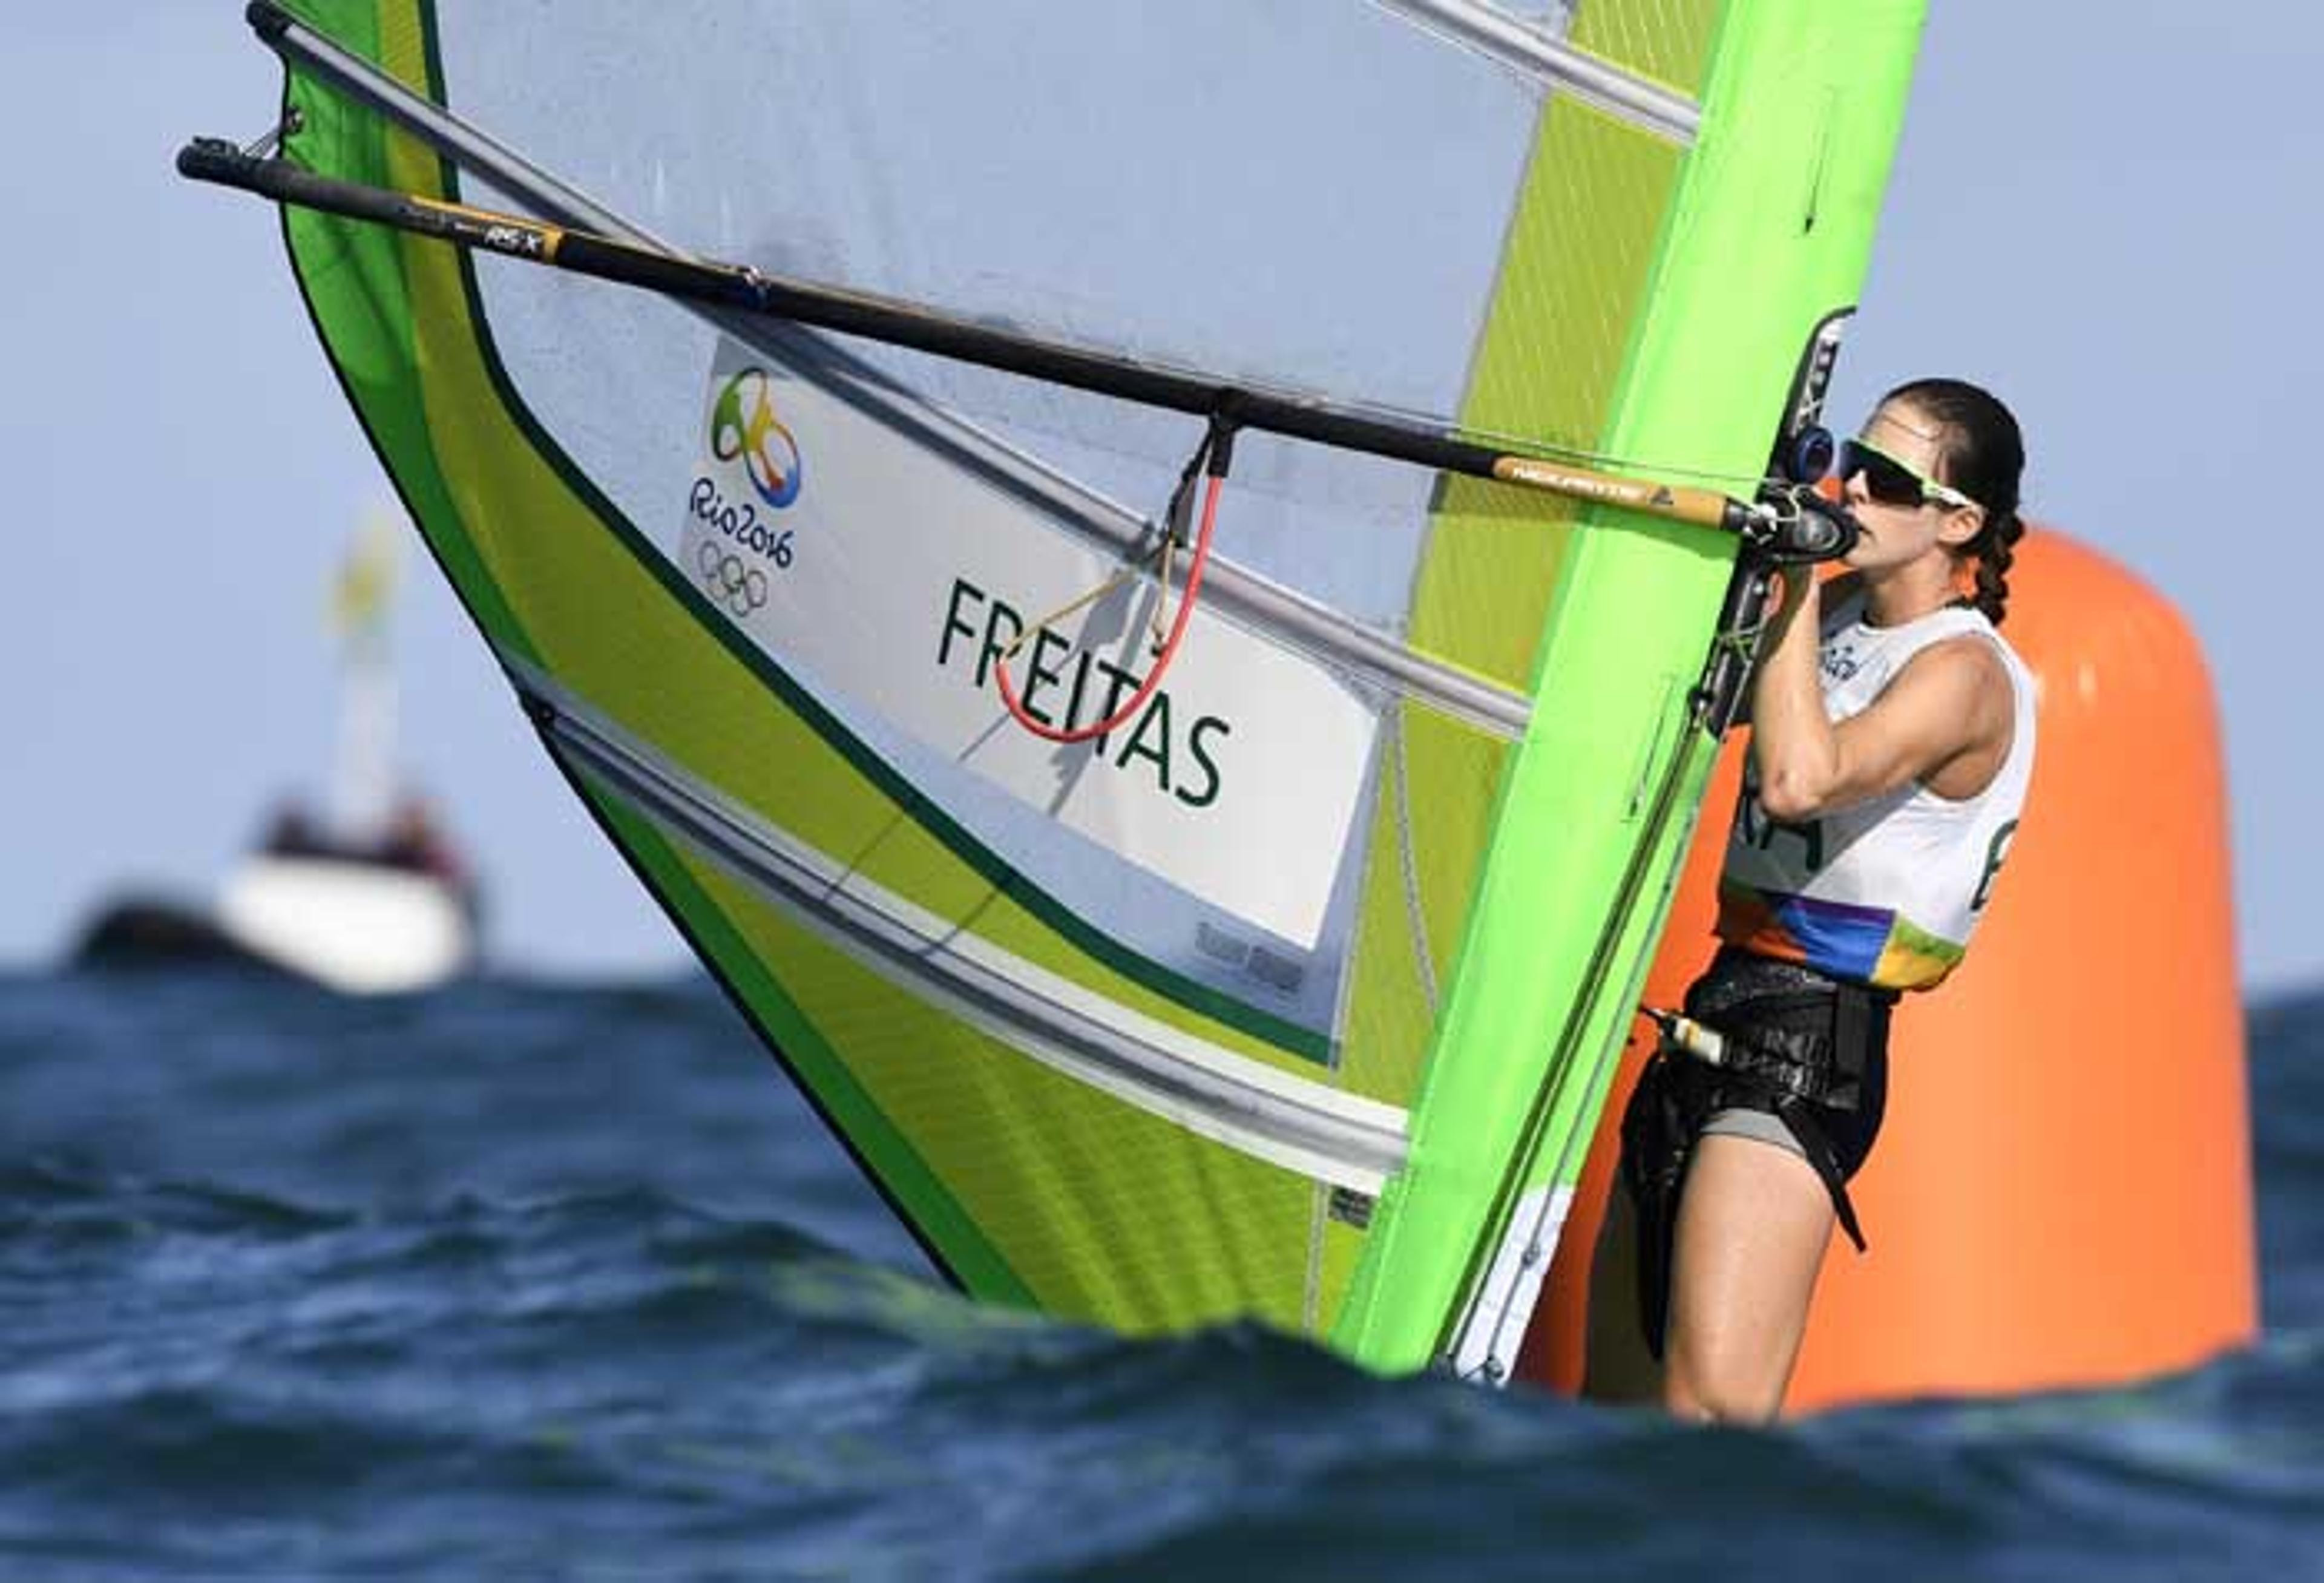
left=710, top=367, right=805, bottom=510
left=698, top=542, right=769, bottom=617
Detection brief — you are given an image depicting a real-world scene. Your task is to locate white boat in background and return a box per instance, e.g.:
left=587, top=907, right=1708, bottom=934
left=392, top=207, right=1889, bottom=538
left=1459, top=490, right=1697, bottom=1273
left=214, top=827, right=476, bottom=997
left=76, top=513, right=481, bottom=993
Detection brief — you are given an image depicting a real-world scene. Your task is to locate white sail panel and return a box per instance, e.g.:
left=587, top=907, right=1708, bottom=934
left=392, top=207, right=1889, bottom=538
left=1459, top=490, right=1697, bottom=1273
left=677, top=337, right=1380, bottom=954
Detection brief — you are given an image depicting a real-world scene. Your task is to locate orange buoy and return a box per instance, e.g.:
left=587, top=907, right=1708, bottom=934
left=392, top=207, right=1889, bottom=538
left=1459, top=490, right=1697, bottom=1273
left=1518, top=528, right=2256, bottom=1409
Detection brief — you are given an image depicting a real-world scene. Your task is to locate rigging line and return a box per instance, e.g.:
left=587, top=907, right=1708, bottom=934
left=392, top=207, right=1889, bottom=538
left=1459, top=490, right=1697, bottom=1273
left=994, top=426, right=1231, bottom=745
left=993, top=565, right=1147, bottom=669
left=239, top=107, right=302, bottom=160
left=1150, top=523, right=1176, bottom=655
left=990, top=462, right=1227, bottom=748
left=1440, top=537, right=1797, bottom=1375
left=1303, top=1181, right=1330, bottom=1337
left=1445, top=706, right=1713, bottom=1375
left=1391, top=706, right=1441, bottom=1018
left=175, top=140, right=1768, bottom=542
left=988, top=421, right=1207, bottom=703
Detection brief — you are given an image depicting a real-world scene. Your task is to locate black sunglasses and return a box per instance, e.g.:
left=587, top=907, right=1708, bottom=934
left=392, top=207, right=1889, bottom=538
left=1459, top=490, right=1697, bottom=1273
left=1837, top=437, right=1978, bottom=511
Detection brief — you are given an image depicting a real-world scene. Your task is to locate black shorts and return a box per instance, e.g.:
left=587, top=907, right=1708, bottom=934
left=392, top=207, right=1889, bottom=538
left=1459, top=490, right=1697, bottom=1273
left=1680, top=949, right=1890, bottom=1176
left=1616, top=948, right=1894, bottom=1357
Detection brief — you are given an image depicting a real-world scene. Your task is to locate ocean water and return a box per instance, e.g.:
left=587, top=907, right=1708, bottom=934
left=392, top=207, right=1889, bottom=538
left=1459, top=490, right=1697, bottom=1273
left=3, top=966, right=2317, bottom=1582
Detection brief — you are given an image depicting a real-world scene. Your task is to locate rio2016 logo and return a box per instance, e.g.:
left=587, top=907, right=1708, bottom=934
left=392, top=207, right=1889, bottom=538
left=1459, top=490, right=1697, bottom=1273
left=710, top=367, right=804, bottom=510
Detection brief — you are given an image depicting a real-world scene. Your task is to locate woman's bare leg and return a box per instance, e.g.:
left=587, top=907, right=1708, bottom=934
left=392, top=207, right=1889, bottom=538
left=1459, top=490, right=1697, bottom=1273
left=1659, top=1133, right=1834, bottom=1423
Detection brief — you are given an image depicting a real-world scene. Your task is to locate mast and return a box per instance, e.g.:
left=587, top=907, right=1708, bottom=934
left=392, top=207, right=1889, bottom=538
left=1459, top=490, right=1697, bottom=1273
left=1330, top=0, right=1928, bottom=1376
left=329, top=511, right=404, bottom=841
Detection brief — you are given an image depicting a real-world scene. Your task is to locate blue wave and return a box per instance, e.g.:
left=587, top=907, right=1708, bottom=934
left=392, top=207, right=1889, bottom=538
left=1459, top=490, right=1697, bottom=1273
left=2, top=968, right=2319, bottom=1581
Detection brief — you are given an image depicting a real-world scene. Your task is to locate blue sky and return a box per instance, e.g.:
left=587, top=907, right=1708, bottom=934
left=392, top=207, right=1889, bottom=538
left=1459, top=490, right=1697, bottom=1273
left=6, top=5, right=2319, bottom=992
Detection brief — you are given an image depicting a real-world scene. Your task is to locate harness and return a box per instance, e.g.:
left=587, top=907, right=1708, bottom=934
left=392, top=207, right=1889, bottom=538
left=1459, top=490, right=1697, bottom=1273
left=1618, top=953, right=1896, bottom=1360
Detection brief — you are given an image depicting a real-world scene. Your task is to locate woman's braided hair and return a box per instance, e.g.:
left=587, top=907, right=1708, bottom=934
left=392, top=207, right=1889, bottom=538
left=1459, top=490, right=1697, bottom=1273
left=1883, top=378, right=2026, bottom=626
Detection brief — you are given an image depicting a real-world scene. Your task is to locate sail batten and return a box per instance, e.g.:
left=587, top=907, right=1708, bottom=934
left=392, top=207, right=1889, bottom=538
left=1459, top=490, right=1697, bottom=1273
left=534, top=665, right=1411, bottom=1188
left=1371, top=0, right=1704, bottom=142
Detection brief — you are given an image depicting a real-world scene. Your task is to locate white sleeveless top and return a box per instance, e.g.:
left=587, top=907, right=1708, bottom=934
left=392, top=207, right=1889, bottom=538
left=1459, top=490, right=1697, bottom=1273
left=1715, top=591, right=2036, bottom=991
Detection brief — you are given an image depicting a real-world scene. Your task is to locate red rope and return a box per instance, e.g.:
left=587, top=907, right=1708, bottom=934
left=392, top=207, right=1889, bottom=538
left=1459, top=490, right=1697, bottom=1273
left=994, top=474, right=1225, bottom=744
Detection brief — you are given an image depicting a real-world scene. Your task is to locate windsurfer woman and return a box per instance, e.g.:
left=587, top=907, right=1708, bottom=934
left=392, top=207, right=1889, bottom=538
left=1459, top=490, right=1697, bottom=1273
left=1584, top=378, right=2035, bottom=1422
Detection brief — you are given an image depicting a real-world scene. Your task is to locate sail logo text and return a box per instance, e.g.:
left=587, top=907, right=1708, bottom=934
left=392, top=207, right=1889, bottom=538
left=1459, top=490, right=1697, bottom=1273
left=687, top=476, right=795, bottom=568
left=480, top=223, right=545, bottom=258
left=939, top=578, right=1230, bottom=810
left=1498, top=459, right=1645, bottom=505
left=711, top=367, right=806, bottom=510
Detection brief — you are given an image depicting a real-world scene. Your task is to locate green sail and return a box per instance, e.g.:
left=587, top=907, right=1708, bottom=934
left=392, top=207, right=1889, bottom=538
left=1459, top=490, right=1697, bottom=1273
left=229, top=0, right=1923, bottom=1375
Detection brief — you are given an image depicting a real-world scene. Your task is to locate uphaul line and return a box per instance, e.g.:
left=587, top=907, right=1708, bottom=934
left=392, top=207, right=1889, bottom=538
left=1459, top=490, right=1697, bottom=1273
left=940, top=577, right=1232, bottom=810
left=175, top=138, right=1846, bottom=553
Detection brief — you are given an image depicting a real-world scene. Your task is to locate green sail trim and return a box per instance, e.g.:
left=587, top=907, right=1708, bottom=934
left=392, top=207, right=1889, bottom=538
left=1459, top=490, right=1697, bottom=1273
left=274, top=8, right=535, bottom=667
left=1333, top=0, right=1927, bottom=1372
left=584, top=779, right=1035, bottom=1306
